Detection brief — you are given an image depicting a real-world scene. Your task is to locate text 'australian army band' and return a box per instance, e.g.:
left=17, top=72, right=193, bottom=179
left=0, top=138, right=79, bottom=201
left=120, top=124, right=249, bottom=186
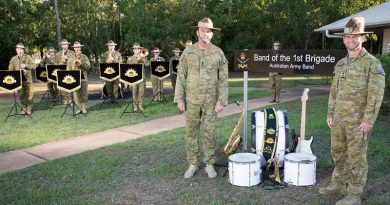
left=7, top=38, right=193, bottom=115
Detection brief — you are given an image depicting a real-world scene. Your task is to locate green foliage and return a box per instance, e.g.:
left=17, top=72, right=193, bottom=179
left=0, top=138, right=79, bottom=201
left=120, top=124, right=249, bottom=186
left=379, top=52, right=390, bottom=98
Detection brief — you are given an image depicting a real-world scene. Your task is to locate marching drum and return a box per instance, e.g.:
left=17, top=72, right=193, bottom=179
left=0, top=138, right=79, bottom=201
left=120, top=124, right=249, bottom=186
left=251, top=110, right=289, bottom=167
left=228, top=153, right=262, bottom=187
left=283, top=153, right=316, bottom=186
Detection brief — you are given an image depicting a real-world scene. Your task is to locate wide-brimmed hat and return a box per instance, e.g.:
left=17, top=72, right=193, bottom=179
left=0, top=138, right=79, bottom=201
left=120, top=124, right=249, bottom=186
left=172, top=48, right=182, bottom=53
left=15, top=43, right=25, bottom=49
left=48, top=47, right=57, bottom=52
left=151, top=47, right=162, bottom=53
left=192, top=17, right=221, bottom=31
left=59, top=39, right=70, bottom=45
left=105, top=40, right=117, bottom=46
left=334, top=16, right=373, bottom=35
left=132, top=43, right=143, bottom=49
left=72, top=41, right=84, bottom=48
left=273, top=41, right=281, bottom=46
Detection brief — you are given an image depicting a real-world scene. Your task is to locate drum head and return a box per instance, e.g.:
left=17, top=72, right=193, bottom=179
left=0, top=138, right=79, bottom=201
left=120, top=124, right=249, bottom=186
left=285, top=153, right=317, bottom=161
left=229, top=153, right=260, bottom=163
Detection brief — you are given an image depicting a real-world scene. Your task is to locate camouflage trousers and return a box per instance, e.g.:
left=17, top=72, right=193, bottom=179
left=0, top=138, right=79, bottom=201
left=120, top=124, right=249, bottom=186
left=170, top=74, right=177, bottom=95
left=47, top=82, right=58, bottom=98
left=132, top=82, right=145, bottom=105
left=151, top=76, right=163, bottom=101
left=73, top=81, right=88, bottom=107
left=269, top=72, right=281, bottom=100
left=106, top=79, right=120, bottom=99
left=330, top=122, right=368, bottom=196
left=184, top=103, right=217, bottom=165
left=18, top=81, right=33, bottom=108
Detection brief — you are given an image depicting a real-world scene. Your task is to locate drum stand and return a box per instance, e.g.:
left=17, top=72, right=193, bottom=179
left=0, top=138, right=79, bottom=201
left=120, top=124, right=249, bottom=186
left=5, top=92, right=33, bottom=122
left=120, top=97, right=145, bottom=118
left=61, top=93, right=86, bottom=118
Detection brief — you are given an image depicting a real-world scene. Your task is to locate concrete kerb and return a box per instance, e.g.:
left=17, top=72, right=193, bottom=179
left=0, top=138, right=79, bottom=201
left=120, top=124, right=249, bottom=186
left=0, top=86, right=330, bottom=174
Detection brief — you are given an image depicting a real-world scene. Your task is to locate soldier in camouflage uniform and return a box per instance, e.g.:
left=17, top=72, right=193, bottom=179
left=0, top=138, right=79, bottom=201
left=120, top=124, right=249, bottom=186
left=126, top=43, right=149, bottom=111
left=269, top=41, right=282, bottom=103
left=174, top=18, right=228, bottom=179
left=319, top=17, right=386, bottom=205
left=55, top=39, right=75, bottom=104
left=40, top=47, right=58, bottom=99
left=169, top=48, right=182, bottom=95
left=185, top=40, right=192, bottom=48
left=8, top=43, right=35, bottom=115
left=67, top=41, right=91, bottom=114
left=150, top=48, right=165, bottom=101
left=101, top=40, right=123, bottom=103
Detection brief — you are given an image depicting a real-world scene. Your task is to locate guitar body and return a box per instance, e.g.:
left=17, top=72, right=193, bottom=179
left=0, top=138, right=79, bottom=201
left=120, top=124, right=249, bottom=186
left=296, top=136, right=313, bottom=155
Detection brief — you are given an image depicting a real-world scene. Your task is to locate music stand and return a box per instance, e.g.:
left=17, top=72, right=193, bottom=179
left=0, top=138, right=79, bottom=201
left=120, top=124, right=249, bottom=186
left=35, top=65, right=54, bottom=103
left=119, top=63, right=145, bottom=118
left=47, top=64, right=67, bottom=109
left=0, top=70, right=32, bottom=122
left=56, top=70, right=84, bottom=117
left=99, top=63, right=120, bottom=106
left=171, top=59, right=179, bottom=75
left=150, top=61, right=170, bottom=104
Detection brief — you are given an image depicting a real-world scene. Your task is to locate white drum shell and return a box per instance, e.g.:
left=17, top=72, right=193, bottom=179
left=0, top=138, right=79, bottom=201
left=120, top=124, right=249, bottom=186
left=284, top=153, right=317, bottom=186
left=228, top=153, right=262, bottom=187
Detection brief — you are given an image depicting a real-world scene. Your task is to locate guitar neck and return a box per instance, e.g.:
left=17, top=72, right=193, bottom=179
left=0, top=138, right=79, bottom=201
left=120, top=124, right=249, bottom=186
left=300, top=101, right=306, bottom=140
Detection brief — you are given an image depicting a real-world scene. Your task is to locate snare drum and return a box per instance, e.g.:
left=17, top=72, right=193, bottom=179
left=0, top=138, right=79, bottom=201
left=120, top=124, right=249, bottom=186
left=284, top=153, right=316, bottom=186
left=228, top=153, right=262, bottom=187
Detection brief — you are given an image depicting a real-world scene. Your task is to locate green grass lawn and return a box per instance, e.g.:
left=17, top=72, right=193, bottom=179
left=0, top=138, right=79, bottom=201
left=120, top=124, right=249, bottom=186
left=0, top=89, right=269, bottom=152
left=0, top=96, right=388, bottom=204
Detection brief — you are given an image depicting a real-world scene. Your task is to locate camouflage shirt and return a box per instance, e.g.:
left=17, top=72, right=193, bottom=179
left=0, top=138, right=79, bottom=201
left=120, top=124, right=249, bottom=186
left=101, top=50, right=123, bottom=63
left=54, top=50, right=75, bottom=65
left=8, top=54, right=35, bottom=82
left=328, top=48, right=386, bottom=124
left=174, top=42, right=228, bottom=105
left=39, top=56, right=55, bottom=67
left=67, top=53, right=91, bottom=81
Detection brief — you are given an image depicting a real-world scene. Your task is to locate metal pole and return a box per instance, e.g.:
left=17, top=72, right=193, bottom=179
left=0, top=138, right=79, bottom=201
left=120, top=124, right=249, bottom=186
left=243, top=71, right=248, bottom=151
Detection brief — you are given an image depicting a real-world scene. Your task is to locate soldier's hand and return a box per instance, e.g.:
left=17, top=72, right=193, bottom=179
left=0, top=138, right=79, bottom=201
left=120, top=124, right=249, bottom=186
left=177, top=102, right=185, bottom=111
left=214, top=102, right=224, bottom=113
left=326, top=118, right=333, bottom=128
left=359, top=122, right=373, bottom=133
left=20, top=64, right=26, bottom=69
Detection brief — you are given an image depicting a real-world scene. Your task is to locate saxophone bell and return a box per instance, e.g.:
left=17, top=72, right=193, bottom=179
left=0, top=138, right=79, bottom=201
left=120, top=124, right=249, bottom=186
left=222, top=101, right=244, bottom=156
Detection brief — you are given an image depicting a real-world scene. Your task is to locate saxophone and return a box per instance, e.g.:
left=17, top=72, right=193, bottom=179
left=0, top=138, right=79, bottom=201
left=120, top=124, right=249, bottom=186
left=74, top=50, right=81, bottom=69
left=222, top=101, right=244, bottom=156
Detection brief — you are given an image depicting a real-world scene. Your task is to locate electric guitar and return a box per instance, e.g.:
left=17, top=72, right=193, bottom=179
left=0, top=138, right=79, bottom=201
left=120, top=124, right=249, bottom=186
left=296, top=88, right=313, bottom=154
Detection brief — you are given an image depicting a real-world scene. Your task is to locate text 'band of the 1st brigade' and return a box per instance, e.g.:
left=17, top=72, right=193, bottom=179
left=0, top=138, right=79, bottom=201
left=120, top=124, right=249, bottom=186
left=234, top=50, right=346, bottom=75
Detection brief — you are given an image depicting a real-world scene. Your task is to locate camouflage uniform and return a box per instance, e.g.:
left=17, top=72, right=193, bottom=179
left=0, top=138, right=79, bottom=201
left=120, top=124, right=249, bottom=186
left=169, top=55, right=180, bottom=95
left=174, top=42, right=228, bottom=165
left=126, top=55, right=149, bottom=110
left=269, top=72, right=281, bottom=102
left=40, top=55, right=58, bottom=98
left=67, top=52, right=91, bottom=113
left=150, top=56, right=165, bottom=101
left=8, top=54, right=35, bottom=110
left=327, top=48, right=385, bottom=197
left=54, top=49, right=75, bottom=102
left=101, top=50, right=123, bottom=100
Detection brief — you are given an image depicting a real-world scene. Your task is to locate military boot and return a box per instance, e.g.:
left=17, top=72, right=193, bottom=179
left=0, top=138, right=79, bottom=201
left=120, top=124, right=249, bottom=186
left=184, top=164, right=198, bottom=179
left=319, top=185, right=346, bottom=195
left=26, top=106, right=32, bottom=115
left=81, top=104, right=88, bottom=114
left=335, top=195, right=361, bottom=205
left=205, top=164, right=217, bottom=178
left=139, top=99, right=144, bottom=111
left=19, top=107, right=27, bottom=115
left=269, top=93, right=276, bottom=103
left=133, top=102, right=138, bottom=112
left=275, top=95, right=280, bottom=103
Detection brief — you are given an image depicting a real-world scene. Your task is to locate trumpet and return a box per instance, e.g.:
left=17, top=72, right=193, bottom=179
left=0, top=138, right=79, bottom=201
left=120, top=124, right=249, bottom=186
left=140, top=48, right=149, bottom=58
left=61, top=50, right=67, bottom=64
left=74, top=51, right=81, bottom=69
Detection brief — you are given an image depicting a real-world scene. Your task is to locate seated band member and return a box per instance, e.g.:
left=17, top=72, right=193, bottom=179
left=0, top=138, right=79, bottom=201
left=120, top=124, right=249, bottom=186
left=126, top=43, right=149, bottom=111
left=101, top=40, right=123, bottom=103
left=40, top=47, right=58, bottom=99
left=169, top=48, right=182, bottom=95
left=149, top=47, right=165, bottom=101
left=8, top=43, right=35, bottom=115
left=67, top=41, right=91, bottom=114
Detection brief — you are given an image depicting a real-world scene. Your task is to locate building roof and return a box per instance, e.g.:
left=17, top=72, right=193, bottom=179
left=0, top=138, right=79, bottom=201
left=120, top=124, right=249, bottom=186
left=315, top=2, right=390, bottom=32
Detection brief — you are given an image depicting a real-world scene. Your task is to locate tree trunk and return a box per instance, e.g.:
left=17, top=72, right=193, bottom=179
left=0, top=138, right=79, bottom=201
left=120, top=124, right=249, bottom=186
left=54, top=0, right=62, bottom=45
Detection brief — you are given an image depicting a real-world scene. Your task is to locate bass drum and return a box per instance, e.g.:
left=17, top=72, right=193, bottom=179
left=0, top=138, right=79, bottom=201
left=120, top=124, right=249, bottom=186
left=251, top=109, right=289, bottom=167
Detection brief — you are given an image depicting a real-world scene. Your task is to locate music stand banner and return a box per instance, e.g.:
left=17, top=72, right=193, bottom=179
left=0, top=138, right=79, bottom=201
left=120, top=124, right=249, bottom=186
left=120, top=63, right=143, bottom=86
left=171, top=60, right=179, bottom=74
left=100, top=63, right=120, bottom=82
left=47, top=64, right=67, bottom=83
left=57, top=70, right=81, bottom=92
left=0, top=70, right=22, bottom=92
left=151, top=61, right=170, bottom=79
left=36, top=66, right=48, bottom=83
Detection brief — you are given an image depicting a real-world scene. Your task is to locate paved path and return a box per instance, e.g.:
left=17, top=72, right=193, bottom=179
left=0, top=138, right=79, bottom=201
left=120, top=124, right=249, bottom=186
left=0, top=86, right=330, bottom=174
